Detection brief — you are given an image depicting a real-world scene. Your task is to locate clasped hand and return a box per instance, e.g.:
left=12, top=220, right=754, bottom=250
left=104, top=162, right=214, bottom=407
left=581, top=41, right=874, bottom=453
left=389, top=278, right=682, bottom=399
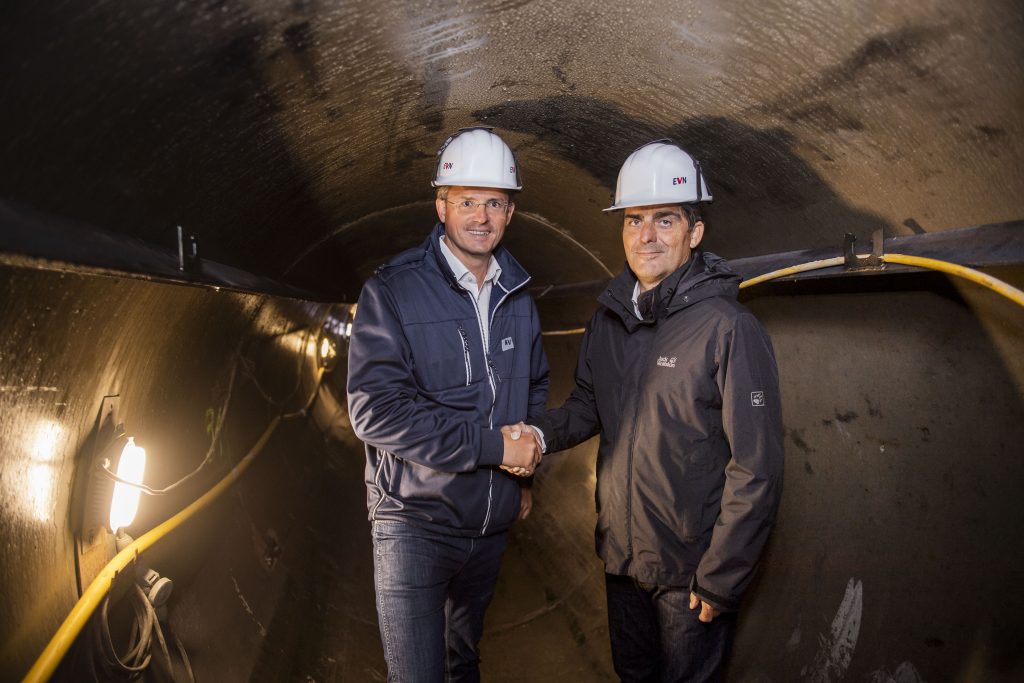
left=499, top=423, right=542, bottom=477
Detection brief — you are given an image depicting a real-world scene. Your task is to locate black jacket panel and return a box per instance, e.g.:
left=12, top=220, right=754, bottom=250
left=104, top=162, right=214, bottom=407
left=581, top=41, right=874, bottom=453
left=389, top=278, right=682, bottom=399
left=533, top=251, right=783, bottom=610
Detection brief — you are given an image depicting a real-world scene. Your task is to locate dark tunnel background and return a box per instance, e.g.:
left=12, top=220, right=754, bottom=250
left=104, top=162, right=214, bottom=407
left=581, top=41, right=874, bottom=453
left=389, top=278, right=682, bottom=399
left=1, top=1, right=1023, bottom=681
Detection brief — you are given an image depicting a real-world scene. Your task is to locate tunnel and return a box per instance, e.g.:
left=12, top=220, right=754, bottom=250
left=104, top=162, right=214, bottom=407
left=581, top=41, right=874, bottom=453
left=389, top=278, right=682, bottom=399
left=1, top=1, right=1023, bottom=681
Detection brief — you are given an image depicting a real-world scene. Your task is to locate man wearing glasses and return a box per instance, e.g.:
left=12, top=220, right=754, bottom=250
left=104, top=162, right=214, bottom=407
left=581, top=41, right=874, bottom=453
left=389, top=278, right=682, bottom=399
left=347, top=127, right=548, bottom=682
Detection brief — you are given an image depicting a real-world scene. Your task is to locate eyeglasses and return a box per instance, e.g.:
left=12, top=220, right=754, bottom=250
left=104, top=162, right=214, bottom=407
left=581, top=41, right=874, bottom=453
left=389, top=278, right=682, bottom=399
left=447, top=198, right=511, bottom=214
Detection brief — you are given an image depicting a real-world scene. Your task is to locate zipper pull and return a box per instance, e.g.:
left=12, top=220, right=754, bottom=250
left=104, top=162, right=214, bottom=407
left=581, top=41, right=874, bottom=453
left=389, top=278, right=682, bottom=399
left=458, top=324, right=473, bottom=386
left=488, top=358, right=501, bottom=383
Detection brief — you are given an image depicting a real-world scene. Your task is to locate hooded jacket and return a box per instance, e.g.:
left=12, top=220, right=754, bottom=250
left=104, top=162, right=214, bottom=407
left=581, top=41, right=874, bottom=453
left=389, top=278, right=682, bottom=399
left=347, top=223, right=550, bottom=537
left=532, top=251, right=783, bottom=611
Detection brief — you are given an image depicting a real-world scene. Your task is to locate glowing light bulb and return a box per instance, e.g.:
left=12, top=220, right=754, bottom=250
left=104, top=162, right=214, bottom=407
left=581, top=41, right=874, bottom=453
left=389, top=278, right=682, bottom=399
left=109, top=438, right=146, bottom=532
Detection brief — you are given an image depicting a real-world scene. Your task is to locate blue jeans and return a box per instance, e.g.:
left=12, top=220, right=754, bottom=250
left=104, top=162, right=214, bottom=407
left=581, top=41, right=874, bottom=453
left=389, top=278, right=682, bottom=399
left=371, top=520, right=508, bottom=683
left=605, top=573, right=737, bottom=683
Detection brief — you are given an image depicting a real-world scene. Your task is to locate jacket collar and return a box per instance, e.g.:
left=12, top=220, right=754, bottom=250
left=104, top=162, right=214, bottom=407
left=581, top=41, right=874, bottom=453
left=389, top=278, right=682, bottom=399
left=425, top=221, right=531, bottom=294
left=599, top=251, right=740, bottom=330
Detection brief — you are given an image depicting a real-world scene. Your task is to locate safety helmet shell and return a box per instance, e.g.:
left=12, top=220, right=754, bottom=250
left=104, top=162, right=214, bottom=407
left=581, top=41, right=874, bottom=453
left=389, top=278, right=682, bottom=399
left=604, top=140, right=712, bottom=212
left=432, top=127, right=522, bottom=191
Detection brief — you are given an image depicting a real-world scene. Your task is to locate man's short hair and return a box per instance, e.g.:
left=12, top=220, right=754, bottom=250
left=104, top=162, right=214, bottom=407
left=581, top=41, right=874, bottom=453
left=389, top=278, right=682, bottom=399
left=435, top=186, right=518, bottom=202
left=682, top=203, right=702, bottom=230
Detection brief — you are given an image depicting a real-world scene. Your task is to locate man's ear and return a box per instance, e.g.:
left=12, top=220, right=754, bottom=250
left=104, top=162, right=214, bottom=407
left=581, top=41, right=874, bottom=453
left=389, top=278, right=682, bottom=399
left=689, top=220, right=705, bottom=249
left=436, top=197, right=447, bottom=223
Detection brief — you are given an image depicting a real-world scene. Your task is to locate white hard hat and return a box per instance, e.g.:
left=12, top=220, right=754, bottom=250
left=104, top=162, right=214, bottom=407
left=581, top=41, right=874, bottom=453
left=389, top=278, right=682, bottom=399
left=432, top=127, right=522, bottom=191
left=604, top=140, right=711, bottom=212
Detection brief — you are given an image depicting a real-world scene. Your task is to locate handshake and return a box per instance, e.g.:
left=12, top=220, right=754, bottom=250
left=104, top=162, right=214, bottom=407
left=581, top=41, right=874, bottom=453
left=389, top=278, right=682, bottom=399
left=499, top=422, right=543, bottom=477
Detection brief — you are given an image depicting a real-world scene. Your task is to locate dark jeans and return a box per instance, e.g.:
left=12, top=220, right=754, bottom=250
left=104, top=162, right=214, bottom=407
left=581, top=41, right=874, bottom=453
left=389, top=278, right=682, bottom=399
left=371, top=520, right=508, bottom=683
left=605, top=573, right=737, bottom=683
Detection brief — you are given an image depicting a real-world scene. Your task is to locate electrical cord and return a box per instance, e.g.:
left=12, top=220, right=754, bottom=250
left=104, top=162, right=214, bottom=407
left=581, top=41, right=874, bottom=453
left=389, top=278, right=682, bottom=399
left=95, top=306, right=332, bottom=496
left=23, top=328, right=329, bottom=682
left=94, top=351, right=243, bottom=496
left=236, top=322, right=315, bottom=408
left=540, top=252, right=1024, bottom=336
left=90, top=584, right=194, bottom=683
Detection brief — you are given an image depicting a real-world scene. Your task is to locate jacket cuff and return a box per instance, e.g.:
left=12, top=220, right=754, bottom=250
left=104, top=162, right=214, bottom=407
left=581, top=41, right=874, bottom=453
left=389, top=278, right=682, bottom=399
left=530, top=415, right=553, bottom=449
left=478, top=428, right=505, bottom=467
left=689, top=576, right=740, bottom=613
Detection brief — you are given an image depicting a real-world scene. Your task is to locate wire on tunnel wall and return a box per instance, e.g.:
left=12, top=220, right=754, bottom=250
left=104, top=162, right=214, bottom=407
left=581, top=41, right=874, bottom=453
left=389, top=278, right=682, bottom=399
left=22, top=365, right=327, bottom=683
left=539, top=252, right=1024, bottom=336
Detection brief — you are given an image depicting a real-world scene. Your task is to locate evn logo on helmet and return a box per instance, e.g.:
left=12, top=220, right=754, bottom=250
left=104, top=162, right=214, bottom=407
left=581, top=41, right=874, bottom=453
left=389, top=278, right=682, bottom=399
left=672, top=177, right=687, bottom=185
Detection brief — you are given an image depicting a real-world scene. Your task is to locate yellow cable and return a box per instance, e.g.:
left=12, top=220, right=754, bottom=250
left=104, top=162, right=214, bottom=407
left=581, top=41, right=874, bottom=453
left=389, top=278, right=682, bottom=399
left=542, top=252, right=1023, bottom=337
left=738, top=252, right=1024, bottom=309
left=738, top=257, right=845, bottom=289
left=882, top=253, right=1024, bottom=307
left=23, top=367, right=325, bottom=683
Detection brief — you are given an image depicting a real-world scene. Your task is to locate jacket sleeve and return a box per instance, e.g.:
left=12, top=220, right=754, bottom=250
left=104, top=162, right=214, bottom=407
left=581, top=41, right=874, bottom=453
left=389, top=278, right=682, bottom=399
left=526, top=298, right=550, bottom=421
left=530, top=318, right=602, bottom=453
left=692, top=312, right=785, bottom=612
left=346, top=276, right=504, bottom=472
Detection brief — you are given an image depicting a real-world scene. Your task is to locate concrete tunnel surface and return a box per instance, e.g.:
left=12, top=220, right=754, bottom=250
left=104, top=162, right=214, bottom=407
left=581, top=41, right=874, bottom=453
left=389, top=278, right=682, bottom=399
left=1, top=1, right=1023, bottom=681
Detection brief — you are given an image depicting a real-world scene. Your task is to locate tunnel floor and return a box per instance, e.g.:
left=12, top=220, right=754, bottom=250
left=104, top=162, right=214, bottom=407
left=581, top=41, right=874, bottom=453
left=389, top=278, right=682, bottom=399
left=245, top=437, right=614, bottom=683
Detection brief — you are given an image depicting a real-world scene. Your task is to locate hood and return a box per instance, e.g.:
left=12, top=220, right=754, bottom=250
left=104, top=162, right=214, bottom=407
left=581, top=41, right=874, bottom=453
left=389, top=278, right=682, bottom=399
left=599, top=251, right=741, bottom=330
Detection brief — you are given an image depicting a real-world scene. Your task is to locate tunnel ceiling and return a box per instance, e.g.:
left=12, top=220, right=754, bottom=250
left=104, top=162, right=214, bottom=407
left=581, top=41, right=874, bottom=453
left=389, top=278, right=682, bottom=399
left=1, top=0, right=1022, bottom=301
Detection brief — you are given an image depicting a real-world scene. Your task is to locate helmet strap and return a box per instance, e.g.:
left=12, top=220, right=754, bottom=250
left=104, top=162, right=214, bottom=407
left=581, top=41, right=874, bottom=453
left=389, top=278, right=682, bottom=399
left=694, top=158, right=704, bottom=203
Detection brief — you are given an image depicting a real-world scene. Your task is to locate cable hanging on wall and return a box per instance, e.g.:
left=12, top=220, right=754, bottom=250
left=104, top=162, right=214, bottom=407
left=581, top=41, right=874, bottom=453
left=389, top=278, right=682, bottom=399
left=25, top=310, right=334, bottom=683
left=541, top=233, right=1024, bottom=336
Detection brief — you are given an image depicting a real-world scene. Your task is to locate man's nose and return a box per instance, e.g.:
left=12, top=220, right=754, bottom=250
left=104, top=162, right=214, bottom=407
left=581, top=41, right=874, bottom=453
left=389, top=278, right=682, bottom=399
left=640, top=220, right=657, bottom=242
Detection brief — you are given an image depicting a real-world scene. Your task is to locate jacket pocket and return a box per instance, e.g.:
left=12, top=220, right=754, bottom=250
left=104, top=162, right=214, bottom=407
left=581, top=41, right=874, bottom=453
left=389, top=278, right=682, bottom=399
left=408, top=322, right=472, bottom=391
left=457, top=324, right=472, bottom=386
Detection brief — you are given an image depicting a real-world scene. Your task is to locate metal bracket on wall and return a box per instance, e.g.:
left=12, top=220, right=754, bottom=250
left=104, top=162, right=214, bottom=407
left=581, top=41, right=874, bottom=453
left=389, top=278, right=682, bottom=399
left=843, top=230, right=886, bottom=272
left=73, top=395, right=124, bottom=595
left=177, top=225, right=200, bottom=274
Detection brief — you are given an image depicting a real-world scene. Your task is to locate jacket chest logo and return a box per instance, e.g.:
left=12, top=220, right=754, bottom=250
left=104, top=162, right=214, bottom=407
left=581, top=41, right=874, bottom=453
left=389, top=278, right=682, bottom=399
left=656, top=356, right=677, bottom=368
left=501, top=337, right=515, bottom=351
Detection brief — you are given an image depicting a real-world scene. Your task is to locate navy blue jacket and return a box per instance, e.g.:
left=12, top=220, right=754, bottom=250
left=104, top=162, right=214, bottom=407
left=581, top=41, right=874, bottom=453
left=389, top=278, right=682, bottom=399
left=347, top=223, right=550, bottom=537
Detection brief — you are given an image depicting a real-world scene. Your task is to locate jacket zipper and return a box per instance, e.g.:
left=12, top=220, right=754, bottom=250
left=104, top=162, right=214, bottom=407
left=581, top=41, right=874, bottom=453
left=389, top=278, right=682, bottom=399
left=456, top=276, right=531, bottom=536
left=457, top=324, right=472, bottom=386
left=467, top=295, right=498, bottom=534
left=477, top=277, right=529, bottom=535
left=625, top=327, right=658, bottom=563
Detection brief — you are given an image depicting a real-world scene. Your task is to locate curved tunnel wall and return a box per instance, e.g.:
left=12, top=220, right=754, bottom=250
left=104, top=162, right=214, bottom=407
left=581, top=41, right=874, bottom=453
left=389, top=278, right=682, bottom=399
left=1, top=1, right=1023, bottom=681
left=2, top=264, right=1022, bottom=681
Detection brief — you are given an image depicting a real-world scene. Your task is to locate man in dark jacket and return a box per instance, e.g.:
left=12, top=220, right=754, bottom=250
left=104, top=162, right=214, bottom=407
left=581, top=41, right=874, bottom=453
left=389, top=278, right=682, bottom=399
left=347, top=127, right=549, bottom=682
left=524, top=141, right=784, bottom=682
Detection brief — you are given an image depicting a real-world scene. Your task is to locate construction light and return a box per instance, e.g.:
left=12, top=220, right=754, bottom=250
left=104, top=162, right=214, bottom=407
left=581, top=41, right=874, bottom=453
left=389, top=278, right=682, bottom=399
left=319, top=337, right=337, bottom=365
left=109, top=437, right=146, bottom=532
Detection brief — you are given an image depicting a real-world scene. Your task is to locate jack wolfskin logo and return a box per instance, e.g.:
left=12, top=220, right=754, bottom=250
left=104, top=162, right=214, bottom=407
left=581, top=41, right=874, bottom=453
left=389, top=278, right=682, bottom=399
left=656, top=356, right=676, bottom=368
left=751, top=391, right=765, bottom=407
left=501, top=337, right=514, bottom=351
